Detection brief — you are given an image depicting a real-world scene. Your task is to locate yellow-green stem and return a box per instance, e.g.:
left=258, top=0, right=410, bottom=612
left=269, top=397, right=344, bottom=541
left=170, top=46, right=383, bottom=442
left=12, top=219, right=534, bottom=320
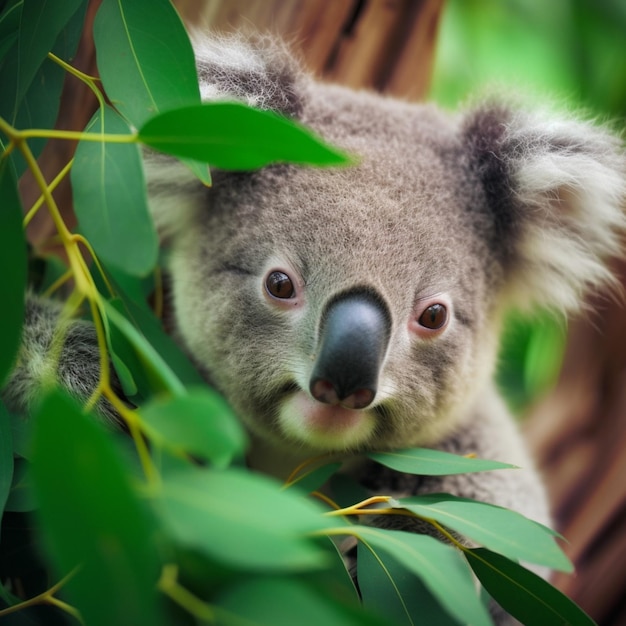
left=19, top=129, right=136, bottom=143
left=0, top=570, right=80, bottom=619
left=158, top=565, right=215, bottom=623
left=23, top=158, right=74, bottom=227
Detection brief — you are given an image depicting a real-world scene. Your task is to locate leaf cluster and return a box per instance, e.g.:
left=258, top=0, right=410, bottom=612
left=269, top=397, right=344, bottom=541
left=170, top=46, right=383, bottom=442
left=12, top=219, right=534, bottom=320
left=0, top=1, right=596, bottom=625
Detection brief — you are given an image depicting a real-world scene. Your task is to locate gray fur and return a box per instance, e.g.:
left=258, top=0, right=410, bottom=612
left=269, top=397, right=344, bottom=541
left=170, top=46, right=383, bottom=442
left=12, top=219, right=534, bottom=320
left=3, top=295, right=122, bottom=425
left=5, top=33, right=625, bottom=626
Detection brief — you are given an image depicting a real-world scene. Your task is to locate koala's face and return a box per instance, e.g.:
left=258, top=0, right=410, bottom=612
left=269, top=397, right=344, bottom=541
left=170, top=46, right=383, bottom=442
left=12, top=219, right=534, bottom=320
left=153, top=37, right=623, bottom=458
left=168, top=91, right=505, bottom=454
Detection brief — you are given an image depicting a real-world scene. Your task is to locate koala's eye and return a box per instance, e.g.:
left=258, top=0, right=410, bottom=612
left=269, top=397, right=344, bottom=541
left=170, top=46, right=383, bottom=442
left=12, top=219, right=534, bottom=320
left=266, top=271, right=295, bottom=299
left=418, top=303, right=447, bottom=329
left=408, top=294, right=453, bottom=339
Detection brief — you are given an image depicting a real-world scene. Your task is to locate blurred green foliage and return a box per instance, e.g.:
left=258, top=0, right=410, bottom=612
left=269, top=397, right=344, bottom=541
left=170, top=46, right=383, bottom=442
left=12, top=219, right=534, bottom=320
left=431, top=0, right=626, bottom=413
left=431, top=0, right=626, bottom=117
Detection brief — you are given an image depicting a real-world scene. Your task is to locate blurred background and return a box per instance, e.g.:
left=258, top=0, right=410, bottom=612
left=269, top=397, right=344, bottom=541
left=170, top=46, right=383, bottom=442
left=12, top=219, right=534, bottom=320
left=29, top=0, right=626, bottom=623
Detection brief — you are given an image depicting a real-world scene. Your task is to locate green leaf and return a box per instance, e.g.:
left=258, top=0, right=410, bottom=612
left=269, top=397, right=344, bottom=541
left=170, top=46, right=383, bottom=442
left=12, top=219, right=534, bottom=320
left=0, top=0, right=82, bottom=123
left=0, top=402, right=14, bottom=520
left=11, top=3, right=87, bottom=172
left=286, top=462, right=342, bottom=494
left=368, top=447, right=516, bottom=475
left=305, top=539, right=360, bottom=604
left=215, top=576, right=387, bottom=626
left=9, top=406, right=32, bottom=459
left=94, top=0, right=199, bottom=128
left=103, top=298, right=186, bottom=397
left=353, top=527, right=492, bottom=626
left=72, top=105, right=157, bottom=276
left=155, top=466, right=341, bottom=571
left=328, top=472, right=371, bottom=509
left=102, top=282, right=205, bottom=388
left=399, top=493, right=572, bottom=572
left=0, top=578, right=20, bottom=612
left=140, top=387, right=247, bottom=467
left=0, top=150, right=26, bottom=387
left=466, top=548, right=596, bottom=626
left=31, top=390, right=165, bottom=626
left=358, top=540, right=461, bottom=626
left=183, top=158, right=212, bottom=186
left=138, top=102, right=352, bottom=169
left=4, top=457, right=35, bottom=512
left=93, top=0, right=211, bottom=184
left=0, top=1, right=22, bottom=62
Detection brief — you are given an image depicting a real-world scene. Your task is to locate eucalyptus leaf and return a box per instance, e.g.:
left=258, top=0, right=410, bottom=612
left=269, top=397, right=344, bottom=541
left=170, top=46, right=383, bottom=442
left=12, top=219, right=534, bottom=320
left=31, top=390, right=165, bottom=626
left=358, top=540, right=461, bottom=626
left=11, top=2, right=87, bottom=171
left=0, top=0, right=22, bottom=61
left=285, top=462, right=342, bottom=494
left=328, top=472, right=371, bottom=509
left=103, top=298, right=186, bottom=398
left=215, top=576, right=387, bottom=626
left=72, top=105, right=158, bottom=276
left=304, top=539, right=360, bottom=604
left=110, top=350, right=138, bottom=398
left=0, top=0, right=82, bottom=123
left=368, top=447, right=516, bottom=475
left=353, top=527, right=492, bottom=626
left=140, top=388, right=247, bottom=467
left=94, top=0, right=199, bottom=128
left=155, top=466, right=342, bottom=571
left=0, top=150, right=26, bottom=387
left=139, top=102, right=352, bottom=169
left=9, top=406, right=32, bottom=459
left=93, top=0, right=211, bottom=184
left=104, top=285, right=205, bottom=388
left=399, top=494, right=572, bottom=572
left=4, top=457, right=35, bottom=513
left=96, top=262, right=155, bottom=316
left=466, top=548, right=596, bottom=626
left=0, top=578, right=20, bottom=612
left=0, top=30, right=17, bottom=64
left=0, top=402, right=14, bottom=520
left=101, top=298, right=149, bottom=400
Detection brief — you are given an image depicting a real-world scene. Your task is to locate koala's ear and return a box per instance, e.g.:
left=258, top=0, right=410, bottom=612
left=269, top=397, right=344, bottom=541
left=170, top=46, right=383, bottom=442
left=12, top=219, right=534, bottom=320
left=463, top=104, right=626, bottom=312
left=144, top=33, right=307, bottom=240
left=192, top=32, right=306, bottom=118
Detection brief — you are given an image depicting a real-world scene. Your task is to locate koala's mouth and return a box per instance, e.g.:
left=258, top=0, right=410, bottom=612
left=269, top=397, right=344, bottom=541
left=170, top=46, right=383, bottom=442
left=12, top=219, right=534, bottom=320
left=276, top=388, right=376, bottom=451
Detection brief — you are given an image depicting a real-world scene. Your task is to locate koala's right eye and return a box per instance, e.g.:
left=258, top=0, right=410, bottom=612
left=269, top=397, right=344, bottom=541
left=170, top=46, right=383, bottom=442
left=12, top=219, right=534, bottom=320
left=266, top=271, right=295, bottom=299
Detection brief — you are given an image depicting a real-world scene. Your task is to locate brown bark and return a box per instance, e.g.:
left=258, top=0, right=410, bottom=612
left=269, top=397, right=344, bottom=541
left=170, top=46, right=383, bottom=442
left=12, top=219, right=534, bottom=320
left=193, top=0, right=443, bottom=100
left=525, top=260, right=626, bottom=626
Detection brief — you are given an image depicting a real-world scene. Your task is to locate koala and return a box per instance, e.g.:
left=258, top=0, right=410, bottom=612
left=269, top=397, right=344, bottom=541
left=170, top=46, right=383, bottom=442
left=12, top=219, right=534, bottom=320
left=4, top=33, right=625, bottom=625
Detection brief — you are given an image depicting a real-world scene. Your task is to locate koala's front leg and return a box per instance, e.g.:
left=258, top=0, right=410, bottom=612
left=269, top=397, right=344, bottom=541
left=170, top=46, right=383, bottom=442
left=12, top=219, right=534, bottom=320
left=2, top=295, right=123, bottom=424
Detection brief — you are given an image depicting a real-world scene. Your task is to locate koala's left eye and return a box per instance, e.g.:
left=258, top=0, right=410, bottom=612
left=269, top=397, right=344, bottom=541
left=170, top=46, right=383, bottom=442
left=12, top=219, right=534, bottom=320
left=418, top=303, right=448, bottom=330
left=266, top=271, right=295, bottom=299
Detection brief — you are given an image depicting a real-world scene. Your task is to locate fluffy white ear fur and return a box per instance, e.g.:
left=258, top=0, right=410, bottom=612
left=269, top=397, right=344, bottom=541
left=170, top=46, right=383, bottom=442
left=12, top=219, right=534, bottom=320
left=191, top=32, right=304, bottom=116
left=142, top=151, right=204, bottom=241
left=144, top=33, right=303, bottom=240
left=191, top=34, right=273, bottom=107
left=503, top=111, right=626, bottom=311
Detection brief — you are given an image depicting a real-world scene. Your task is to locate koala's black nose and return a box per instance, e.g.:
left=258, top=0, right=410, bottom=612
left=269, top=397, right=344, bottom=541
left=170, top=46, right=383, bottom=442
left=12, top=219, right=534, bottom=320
left=309, top=290, right=391, bottom=410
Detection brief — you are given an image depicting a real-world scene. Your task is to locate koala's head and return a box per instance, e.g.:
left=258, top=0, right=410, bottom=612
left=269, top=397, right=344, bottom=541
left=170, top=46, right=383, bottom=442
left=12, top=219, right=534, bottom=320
left=146, top=34, right=625, bottom=455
